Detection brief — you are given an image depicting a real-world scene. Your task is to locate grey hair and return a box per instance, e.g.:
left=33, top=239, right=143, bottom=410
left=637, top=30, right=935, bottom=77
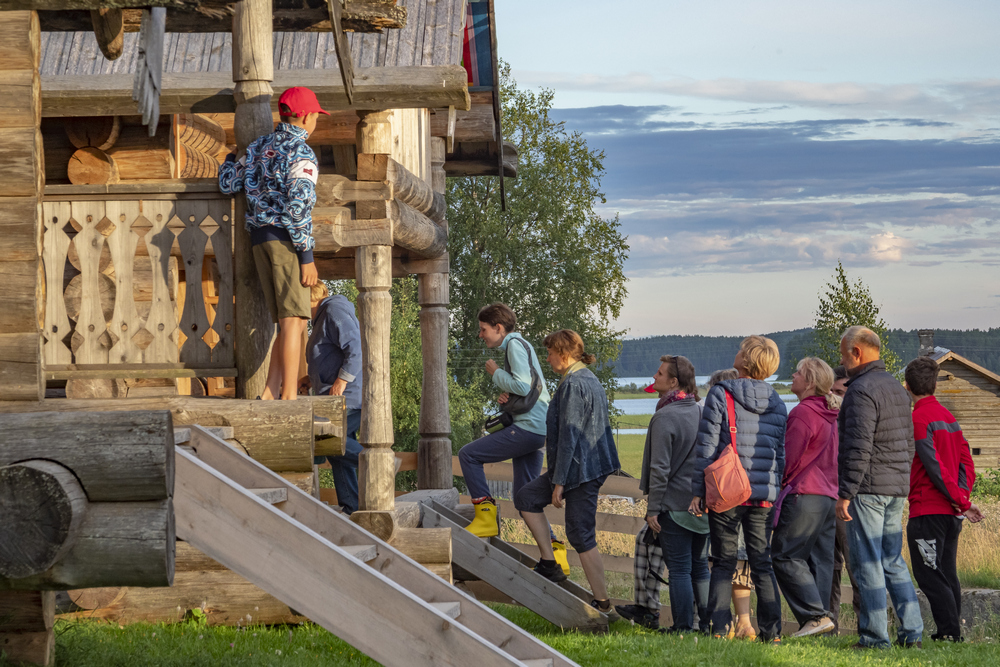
left=707, top=368, right=739, bottom=388
left=841, top=325, right=881, bottom=351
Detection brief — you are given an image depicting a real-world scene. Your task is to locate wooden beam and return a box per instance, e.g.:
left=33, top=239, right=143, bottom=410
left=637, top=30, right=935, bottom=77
left=42, top=66, right=472, bottom=118
left=6, top=0, right=230, bottom=9
left=390, top=198, right=447, bottom=258
left=445, top=141, right=518, bottom=178
left=358, top=155, right=445, bottom=224
left=89, top=9, right=124, bottom=61
left=39, top=2, right=407, bottom=33
left=314, top=252, right=449, bottom=279
left=0, top=591, right=55, bottom=667
left=327, top=0, right=355, bottom=105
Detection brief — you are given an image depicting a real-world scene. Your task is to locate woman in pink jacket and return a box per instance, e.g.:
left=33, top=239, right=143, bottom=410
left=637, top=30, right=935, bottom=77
left=772, top=357, right=840, bottom=638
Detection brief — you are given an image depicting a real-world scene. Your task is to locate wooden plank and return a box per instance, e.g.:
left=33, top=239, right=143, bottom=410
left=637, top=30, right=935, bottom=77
left=139, top=199, right=180, bottom=363
left=327, top=0, right=355, bottom=105
left=185, top=427, right=580, bottom=667
left=249, top=487, right=287, bottom=505
left=209, top=200, right=235, bottom=366
left=504, top=541, right=635, bottom=577
left=41, top=66, right=472, bottom=117
left=45, top=366, right=237, bottom=380
left=495, top=499, right=645, bottom=537
left=423, top=503, right=606, bottom=632
left=172, top=448, right=537, bottom=667
left=70, top=200, right=110, bottom=363
left=176, top=199, right=213, bottom=364
left=105, top=200, right=144, bottom=363
left=0, top=332, right=42, bottom=401
left=0, top=262, right=41, bottom=336
left=484, top=538, right=600, bottom=605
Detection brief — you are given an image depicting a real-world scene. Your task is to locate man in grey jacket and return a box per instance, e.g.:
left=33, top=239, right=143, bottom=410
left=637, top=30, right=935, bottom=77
left=836, top=326, right=922, bottom=649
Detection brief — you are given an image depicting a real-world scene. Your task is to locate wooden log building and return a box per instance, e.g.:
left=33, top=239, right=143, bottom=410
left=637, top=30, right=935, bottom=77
left=0, top=2, right=579, bottom=666
left=920, top=330, right=1000, bottom=469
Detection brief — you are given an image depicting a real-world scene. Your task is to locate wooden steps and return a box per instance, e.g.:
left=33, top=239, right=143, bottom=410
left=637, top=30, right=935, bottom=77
left=177, top=426, right=578, bottom=667
left=423, top=501, right=608, bottom=633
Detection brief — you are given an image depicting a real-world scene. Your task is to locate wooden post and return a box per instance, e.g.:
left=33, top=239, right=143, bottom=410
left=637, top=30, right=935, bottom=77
left=353, top=110, right=395, bottom=514
left=0, top=591, right=54, bottom=666
left=232, top=0, right=275, bottom=399
left=418, top=137, right=452, bottom=489
left=0, top=10, right=43, bottom=402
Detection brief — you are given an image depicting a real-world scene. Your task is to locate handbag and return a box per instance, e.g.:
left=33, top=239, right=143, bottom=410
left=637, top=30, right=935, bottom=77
left=703, top=389, right=752, bottom=513
left=498, top=338, right=543, bottom=417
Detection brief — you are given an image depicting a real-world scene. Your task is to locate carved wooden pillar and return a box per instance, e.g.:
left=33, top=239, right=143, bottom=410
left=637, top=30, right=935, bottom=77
left=232, top=0, right=274, bottom=399
left=417, top=137, right=452, bottom=489
left=354, top=110, right=395, bottom=512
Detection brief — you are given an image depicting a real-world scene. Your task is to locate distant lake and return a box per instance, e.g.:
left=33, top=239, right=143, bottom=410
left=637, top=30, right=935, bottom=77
left=614, top=389, right=799, bottom=434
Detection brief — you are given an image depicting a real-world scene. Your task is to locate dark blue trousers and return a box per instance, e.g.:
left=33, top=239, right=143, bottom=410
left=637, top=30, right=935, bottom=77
left=314, top=407, right=362, bottom=513
left=771, top=494, right=837, bottom=625
left=658, top=513, right=710, bottom=631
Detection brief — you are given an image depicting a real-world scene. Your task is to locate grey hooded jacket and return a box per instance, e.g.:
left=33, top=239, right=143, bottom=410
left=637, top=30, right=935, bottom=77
left=639, top=396, right=702, bottom=515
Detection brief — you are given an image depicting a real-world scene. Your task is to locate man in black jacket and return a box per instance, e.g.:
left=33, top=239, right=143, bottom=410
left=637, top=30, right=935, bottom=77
left=836, top=326, right=923, bottom=649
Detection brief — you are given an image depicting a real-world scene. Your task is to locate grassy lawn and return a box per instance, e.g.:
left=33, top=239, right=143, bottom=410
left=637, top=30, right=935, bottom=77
left=24, top=609, right=1000, bottom=667
left=615, top=413, right=654, bottom=430
left=613, top=433, right=645, bottom=477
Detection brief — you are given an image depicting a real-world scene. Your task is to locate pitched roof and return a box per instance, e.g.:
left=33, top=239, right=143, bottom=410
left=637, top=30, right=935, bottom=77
left=929, top=347, right=1000, bottom=386
left=40, top=0, right=467, bottom=77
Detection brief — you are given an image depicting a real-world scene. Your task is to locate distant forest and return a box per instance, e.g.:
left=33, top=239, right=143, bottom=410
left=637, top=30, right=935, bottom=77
left=611, top=328, right=1000, bottom=379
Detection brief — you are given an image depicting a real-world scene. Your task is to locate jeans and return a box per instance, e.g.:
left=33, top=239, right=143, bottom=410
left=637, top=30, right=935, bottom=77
left=458, top=425, right=545, bottom=500
left=907, top=514, right=963, bottom=639
left=847, top=494, right=924, bottom=648
left=771, top=494, right=836, bottom=625
left=707, top=505, right=783, bottom=639
left=659, top=513, right=710, bottom=631
left=314, top=407, right=361, bottom=514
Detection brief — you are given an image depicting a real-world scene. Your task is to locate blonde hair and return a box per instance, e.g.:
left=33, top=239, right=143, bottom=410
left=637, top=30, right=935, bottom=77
left=543, top=329, right=596, bottom=365
left=310, top=282, right=329, bottom=303
left=739, top=335, right=780, bottom=380
left=796, top=357, right=835, bottom=396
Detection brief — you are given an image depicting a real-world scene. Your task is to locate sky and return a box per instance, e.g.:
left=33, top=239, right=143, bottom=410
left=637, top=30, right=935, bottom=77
left=494, top=0, right=1000, bottom=337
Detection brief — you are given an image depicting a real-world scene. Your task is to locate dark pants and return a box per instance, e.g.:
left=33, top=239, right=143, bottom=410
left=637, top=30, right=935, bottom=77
left=707, top=505, right=783, bottom=639
left=907, top=514, right=964, bottom=640
left=772, top=494, right=837, bottom=626
left=515, top=473, right=606, bottom=552
left=458, top=425, right=545, bottom=500
left=831, top=515, right=861, bottom=632
left=314, top=407, right=362, bottom=514
left=659, top=513, right=710, bottom=631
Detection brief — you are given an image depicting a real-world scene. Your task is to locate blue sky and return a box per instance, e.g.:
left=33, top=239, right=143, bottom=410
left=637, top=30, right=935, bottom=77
left=495, top=0, right=1000, bottom=337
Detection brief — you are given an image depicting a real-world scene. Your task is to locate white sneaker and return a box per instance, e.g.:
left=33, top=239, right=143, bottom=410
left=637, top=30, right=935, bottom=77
left=792, top=616, right=835, bottom=637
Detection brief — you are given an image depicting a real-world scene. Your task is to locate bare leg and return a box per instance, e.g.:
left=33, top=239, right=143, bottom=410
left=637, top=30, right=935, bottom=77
left=579, top=547, right=608, bottom=600
left=278, top=316, right=305, bottom=400
left=261, top=324, right=281, bottom=399
left=733, top=583, right=753, bottom=633
left=521, top=511, right=555, bottom=560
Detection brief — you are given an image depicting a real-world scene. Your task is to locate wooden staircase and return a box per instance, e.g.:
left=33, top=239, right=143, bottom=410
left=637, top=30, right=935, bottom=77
left=424, top=502, right=608, bottom=632
left=174, top=426, right=578, bottom=667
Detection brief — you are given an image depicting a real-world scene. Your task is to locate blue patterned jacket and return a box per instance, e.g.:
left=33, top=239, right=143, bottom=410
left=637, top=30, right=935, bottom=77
left=218, top=123, right=318, bottom=263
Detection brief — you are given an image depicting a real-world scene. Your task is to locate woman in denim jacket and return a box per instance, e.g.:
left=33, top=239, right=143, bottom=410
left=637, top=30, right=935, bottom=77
left=514, top=329, right=621, bottom=615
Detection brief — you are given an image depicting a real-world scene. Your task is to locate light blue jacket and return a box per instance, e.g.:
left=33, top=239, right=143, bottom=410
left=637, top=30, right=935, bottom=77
left=491, top=332, right=550, bottom=436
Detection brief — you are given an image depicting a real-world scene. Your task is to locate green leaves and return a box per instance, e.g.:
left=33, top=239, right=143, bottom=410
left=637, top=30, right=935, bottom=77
left=807, top=261, right=902, bottom=376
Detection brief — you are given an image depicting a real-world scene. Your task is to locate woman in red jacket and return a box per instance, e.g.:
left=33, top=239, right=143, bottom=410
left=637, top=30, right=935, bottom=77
left=772, top=357, right=840, bottom=637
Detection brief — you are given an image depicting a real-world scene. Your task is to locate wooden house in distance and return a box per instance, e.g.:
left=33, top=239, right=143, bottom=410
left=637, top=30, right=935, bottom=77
left=920, top=330, right=1000, bottom=469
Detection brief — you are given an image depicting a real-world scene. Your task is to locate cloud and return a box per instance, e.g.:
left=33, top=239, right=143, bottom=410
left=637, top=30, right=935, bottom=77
left=524, top=72, right=1000, bottom=122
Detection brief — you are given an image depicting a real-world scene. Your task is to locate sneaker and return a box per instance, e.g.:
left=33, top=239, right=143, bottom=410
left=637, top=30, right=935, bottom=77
left=792, top=616, right=835, bottom=638
left=590, top=599, right=619, bottom=621
left=614, top=604, right=659, bottom=630
left=533, top=560, right=567, bottom=583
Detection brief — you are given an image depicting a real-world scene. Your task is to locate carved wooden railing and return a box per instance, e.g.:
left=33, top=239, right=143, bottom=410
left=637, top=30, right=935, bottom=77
left=41, top=184, right=235, bottom=377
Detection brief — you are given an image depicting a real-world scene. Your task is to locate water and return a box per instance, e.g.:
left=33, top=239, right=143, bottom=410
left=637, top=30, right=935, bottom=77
left=616, top=375, right=788, bottom=389
left=613, top=388, right=799, bottom=435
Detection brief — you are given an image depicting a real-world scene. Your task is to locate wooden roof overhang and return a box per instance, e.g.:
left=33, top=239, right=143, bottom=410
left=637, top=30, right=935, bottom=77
left=930, top=349, right=1000, bottom=387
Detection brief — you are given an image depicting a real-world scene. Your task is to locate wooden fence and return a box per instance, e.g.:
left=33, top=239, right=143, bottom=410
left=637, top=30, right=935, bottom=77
left=41, top=184, right=235, bottom=380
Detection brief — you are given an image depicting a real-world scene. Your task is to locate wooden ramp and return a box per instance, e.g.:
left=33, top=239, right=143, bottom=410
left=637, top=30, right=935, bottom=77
left=423, top=501, right=608, bottom=633
left=175, top=426, right=577, bottom=667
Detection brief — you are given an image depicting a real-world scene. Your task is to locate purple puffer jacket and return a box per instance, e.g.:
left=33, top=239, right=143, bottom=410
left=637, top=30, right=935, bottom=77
left=782, top=395, right=839, bottom=499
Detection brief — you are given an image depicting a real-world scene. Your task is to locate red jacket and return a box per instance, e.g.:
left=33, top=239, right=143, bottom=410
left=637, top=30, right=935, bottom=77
left=909, top=396, right=975, bottom=518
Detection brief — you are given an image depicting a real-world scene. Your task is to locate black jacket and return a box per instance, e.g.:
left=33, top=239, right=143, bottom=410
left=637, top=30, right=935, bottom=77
left=838, top=360, right=913, bottom=499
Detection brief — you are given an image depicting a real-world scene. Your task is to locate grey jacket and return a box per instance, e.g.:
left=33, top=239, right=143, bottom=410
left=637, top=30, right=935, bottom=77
left=838, top=359, right=913, bottom=499
left=639, top=396, right=702, bottom=515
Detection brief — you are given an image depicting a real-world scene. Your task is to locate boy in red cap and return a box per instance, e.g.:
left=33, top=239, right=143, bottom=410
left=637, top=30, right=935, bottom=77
left=219, top=86, right=330, bottom=400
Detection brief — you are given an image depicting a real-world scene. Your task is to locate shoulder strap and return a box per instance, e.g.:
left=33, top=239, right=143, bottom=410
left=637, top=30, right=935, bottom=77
left=724, top=389, right=738, bottom=452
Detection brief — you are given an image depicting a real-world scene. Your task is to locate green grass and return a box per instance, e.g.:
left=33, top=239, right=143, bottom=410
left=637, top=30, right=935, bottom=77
left=32, top=608, right=1000, bottom=667
left=615, top=413, right=654, bottom=429
left=613, top=433, right=645, bottom=477
left=616, top=391, right=653, bottom=399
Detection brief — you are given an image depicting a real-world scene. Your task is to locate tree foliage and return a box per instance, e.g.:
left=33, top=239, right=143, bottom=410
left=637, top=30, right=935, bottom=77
left=807, top=262, right=902, bottom=375
left=446, top=62, right=629, bottom=411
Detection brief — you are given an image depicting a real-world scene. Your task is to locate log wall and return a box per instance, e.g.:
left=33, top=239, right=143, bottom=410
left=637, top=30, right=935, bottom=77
left=0, top=11, right=43, bottom=401
left=936, top=360, right=1000, bottom=468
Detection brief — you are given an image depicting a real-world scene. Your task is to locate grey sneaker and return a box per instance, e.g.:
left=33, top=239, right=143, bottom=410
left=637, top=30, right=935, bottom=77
left=792, top=617, right=835, bottom=637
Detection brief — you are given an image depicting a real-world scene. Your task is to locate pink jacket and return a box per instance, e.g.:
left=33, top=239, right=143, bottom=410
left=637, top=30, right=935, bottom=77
left=782, top=395, right=839, bottom=499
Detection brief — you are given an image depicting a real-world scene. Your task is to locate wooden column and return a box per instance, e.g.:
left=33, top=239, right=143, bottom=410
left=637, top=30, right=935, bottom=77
left=0, top=11, right=43, bottom=402
left=232, top=0, right=275, bottom=399
left=353, top=110, right=395, bottom=516
left=417, top=136, right=452, bottom=489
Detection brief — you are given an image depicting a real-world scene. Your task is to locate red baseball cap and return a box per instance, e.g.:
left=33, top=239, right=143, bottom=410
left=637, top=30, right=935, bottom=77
left=278, top=87, right=330, bottom=117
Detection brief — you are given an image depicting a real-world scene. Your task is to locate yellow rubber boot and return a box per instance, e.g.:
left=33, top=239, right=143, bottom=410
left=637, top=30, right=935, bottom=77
left=466, top=500, right=499, bottom=538
left=552, top=540, right=570, bottom=575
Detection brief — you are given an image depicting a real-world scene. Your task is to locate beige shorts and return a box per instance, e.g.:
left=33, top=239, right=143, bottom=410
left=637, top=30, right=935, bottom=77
left=252, top=239, right=310, bottom=323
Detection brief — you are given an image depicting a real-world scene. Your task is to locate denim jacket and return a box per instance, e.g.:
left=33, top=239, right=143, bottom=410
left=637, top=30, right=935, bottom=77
left=545, top=367, right=620, bottom=490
